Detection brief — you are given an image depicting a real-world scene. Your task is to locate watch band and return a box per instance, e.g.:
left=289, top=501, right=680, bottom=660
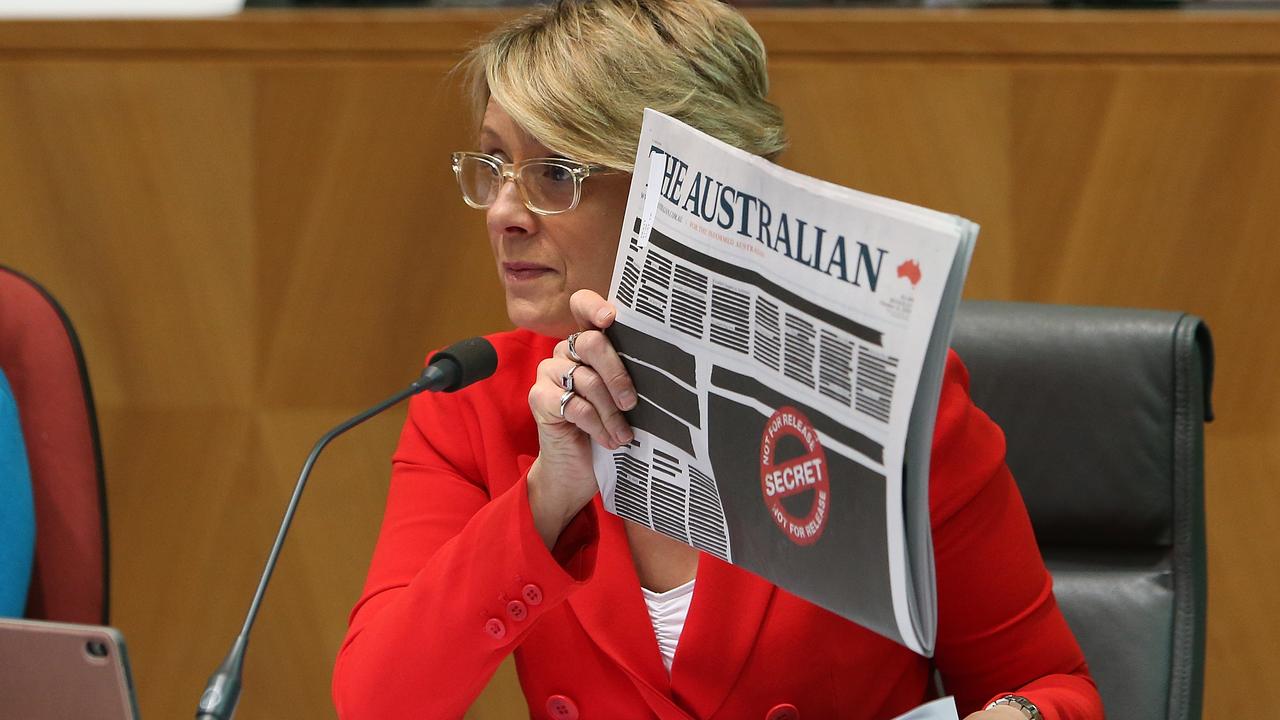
left=986, top=694, right=1043, bottom=720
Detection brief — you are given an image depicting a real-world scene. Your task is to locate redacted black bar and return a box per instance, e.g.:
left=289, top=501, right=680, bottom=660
left=625, top=395, right=695, bottom=456
left=710, top=365, right=884, bottom=464
left=607, top=320, right=697, bottom=387
left=649, top=228, right=883, bottom=347
left=621, top=356, right=700, bottom=429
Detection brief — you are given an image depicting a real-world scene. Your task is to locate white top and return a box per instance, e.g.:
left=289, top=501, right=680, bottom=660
left=641, top=578, right=696, bottom=674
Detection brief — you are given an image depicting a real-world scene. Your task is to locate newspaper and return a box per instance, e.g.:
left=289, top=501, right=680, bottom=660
left=593, top=109, right=978, bottom=655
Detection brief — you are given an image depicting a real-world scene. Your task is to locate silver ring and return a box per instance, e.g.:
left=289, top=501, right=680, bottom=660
left=558, top=389, right=577, bottom=419
left=566, top=331, right=585, bottom=363
left=561, top=363, right=581, bottom=392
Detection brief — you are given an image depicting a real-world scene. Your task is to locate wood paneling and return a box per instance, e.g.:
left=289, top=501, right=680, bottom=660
left=0, top=10, right=1275, bottom=719
left=1, top=9, right=1278, bottom=57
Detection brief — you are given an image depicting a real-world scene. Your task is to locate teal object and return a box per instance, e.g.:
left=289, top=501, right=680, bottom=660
left=0, top=368, right=35, bottom=617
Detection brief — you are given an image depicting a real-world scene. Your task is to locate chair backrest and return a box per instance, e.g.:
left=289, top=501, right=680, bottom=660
left=951, top=300, right=1211, bottom=720
left=0, top=265, right=109, bottom=625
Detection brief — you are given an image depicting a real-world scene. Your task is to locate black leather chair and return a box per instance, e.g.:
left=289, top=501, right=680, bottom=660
left=951, top=301, right=1212, bottom=720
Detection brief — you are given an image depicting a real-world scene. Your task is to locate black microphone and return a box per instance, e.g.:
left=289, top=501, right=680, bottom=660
left=195, top=337, right=497, bottom=720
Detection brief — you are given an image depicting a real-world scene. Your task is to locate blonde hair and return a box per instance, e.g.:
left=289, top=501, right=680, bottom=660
left=461, top=0, right=787, bottom=172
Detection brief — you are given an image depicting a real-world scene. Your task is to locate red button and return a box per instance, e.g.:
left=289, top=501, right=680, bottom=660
left=546, top=694, right=579, bottom=720
left=522, top=583, right=544, bottom=606
left=766, top=703, right=799, bottom=720
left=483, top=617, right=506, bottom=640
left=506, top=599, right=528, bottom=621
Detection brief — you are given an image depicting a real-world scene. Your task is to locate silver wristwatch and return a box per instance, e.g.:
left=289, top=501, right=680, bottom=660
left=986, top=694, right=1043, bottom=720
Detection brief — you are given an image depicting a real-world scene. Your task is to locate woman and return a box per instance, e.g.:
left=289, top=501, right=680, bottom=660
left=333, top=2, right=1103, bottom=719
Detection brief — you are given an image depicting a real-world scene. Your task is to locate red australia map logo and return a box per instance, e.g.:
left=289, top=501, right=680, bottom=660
left=759, top=407, right=830, bottom=546
left=897, top=259, right=922, bottom=287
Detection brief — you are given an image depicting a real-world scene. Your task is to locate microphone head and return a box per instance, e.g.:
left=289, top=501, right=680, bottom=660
left=426, top=336, right=498, bottom=392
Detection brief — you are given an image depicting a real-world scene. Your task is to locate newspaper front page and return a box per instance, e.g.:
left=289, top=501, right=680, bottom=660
left=593, top=110, right=977, bottom=655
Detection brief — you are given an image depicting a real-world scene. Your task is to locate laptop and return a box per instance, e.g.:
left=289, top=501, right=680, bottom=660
left=0, top=618, right=141, bottom=719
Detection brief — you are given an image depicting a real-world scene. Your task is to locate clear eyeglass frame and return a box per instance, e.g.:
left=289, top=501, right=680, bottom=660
left=450, top=151, right=620, bottom=216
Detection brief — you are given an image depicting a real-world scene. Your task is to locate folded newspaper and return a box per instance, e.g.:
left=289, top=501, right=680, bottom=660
left=592, top=109, right=978, bottom=656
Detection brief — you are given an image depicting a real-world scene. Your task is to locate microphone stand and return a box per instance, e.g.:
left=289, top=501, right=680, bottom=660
left=195, top=344, right=490, bottom=720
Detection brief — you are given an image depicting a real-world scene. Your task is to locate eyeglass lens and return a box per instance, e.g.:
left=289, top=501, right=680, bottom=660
left=457, top=156, right=578, bottom=213
left=457, top=156, right=500, bottom=208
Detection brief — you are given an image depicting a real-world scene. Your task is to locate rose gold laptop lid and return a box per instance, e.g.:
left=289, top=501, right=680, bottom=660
left=0, top=618, right=140, bottom=719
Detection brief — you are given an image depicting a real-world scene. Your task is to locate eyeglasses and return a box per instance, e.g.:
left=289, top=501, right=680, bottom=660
left=451, top=151, right=620, bottom=216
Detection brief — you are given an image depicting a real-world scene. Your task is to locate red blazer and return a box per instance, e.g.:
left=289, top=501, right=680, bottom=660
left=333, top=329, right=1102, bottom=720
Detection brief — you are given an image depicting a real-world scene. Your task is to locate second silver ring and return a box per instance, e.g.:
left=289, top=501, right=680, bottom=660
left=561, top=363, right=582, bottom=392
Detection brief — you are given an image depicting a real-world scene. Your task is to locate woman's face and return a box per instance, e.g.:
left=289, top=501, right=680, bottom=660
left=480, top=100, right=632, bottom=338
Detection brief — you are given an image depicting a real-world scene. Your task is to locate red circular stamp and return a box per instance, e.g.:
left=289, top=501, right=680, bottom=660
left=759, top=406, right=829, bottom=546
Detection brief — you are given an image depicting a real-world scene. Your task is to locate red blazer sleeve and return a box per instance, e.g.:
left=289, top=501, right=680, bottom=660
left=930, top=351, right=1103, bottom=720
left=331, top=345, right=598, bottom=719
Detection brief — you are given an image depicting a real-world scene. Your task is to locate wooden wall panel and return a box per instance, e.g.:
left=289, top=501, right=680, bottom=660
left=0, top=62, right=255, bottom=409
left=1, top=10, right=1277, bottom=719
left=252, top=62, right=503, bottom=407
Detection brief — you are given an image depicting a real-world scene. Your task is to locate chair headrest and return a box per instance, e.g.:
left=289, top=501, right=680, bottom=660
left=951, top=301, right=1213, bottom=547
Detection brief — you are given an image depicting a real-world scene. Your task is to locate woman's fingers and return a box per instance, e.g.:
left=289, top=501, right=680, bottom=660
left=529, top=379, right=611, bottom=449
left=555, top=331, right=637, bottom=412
left=570, top=289, right=616, bottom=329
left=536, top=358, right=633, bottom=448
left=563, top=290, right=637, bottom=411
left=561, top=360, right=634, bottom=447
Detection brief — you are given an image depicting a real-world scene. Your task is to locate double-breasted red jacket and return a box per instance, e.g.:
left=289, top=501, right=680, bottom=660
left=333, top=330, right=1102, bottom=720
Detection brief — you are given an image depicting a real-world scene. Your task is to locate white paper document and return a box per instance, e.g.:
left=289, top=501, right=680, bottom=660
left=892, top=696, right=960, bottom=720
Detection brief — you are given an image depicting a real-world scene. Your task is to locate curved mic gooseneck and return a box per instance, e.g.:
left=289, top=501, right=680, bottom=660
left=195, top=337, right=497, bottom=720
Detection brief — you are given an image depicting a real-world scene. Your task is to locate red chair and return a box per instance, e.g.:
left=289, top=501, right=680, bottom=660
left=0, top=265, right=108, bottom=624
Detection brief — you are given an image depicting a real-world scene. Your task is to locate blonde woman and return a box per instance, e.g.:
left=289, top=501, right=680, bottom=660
left=333, top=3, right=1102, bottom=719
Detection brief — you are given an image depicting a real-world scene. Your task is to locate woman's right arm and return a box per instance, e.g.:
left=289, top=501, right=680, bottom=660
left=334, top=295, right=636, bottom=718
left=331, top=377, right=600, bottom=719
